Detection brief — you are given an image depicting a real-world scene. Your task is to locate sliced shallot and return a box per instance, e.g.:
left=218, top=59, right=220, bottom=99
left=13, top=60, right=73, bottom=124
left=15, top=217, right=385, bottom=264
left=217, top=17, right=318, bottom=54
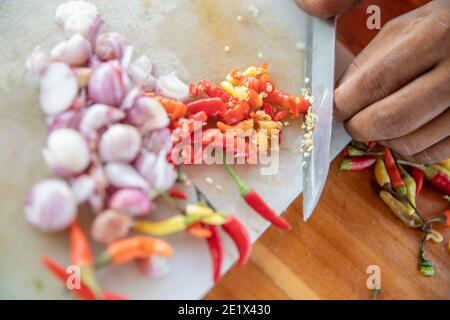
left=105, top=162, right=149, bottom=191
left=50, top=33, right=92, bottom=66
left=88, top=60, right=126, bottom=107
left=156, top=72, right=189, bottom=102
left=108, top=188, right=152, bottom=217
left=91, top=209, right=132, bottom=244
left=99, top=124, right=142, bottom=162
left=25, top=179, right=77, bottom=232
left=79, top=104, right=125, bottom=139
left=40, top=62, right=78, bottom=115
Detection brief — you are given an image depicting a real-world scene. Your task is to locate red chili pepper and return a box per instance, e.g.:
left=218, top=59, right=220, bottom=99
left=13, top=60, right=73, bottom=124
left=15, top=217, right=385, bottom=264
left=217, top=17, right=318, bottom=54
left=367, top=141, right=378, bottom=149
left=265, top=90, right=289, bottom=107
left=41, top=256, right=126, bottom=300
left=263, top=103, right=274, bottom=119
left=411, top=167, right=424, bottom=196
left=205, top=225, right=223, bottom=283
left=187, top=98, right=227, bottom=118
left=168, top=186, right=188, bottom=200
left=224, top=163, right=290, bottom=229
left=70, top=220, right=103, bottom=299
left=222, top=101, right=250, bottom=125
left=247, top=88, right=260, bottom=110
left=341, top=146, right=349, bottom=157
left=189, top=110, right=208, bottom=122
left=260, top=80, right=275, bottom=95
left=274, top=109, right=289, bottom=121
left=383, top=147, right=407, bottom=196
left=339, top=157, right=376, bottom=171
left=398, top=161, right=450, bottom=196
left=221, top=216, right=251, bottom=267
left=288, top=96, right=309, bottom=116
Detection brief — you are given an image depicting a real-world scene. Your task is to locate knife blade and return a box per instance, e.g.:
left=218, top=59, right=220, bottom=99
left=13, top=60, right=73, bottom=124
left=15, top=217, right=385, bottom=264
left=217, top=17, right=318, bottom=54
left=302, top=17, right=336, bottom=221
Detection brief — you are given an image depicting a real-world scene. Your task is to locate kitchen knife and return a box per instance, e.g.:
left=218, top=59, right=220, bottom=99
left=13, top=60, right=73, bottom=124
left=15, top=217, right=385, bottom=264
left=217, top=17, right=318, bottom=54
left=302, top=17, right=336, bottom=221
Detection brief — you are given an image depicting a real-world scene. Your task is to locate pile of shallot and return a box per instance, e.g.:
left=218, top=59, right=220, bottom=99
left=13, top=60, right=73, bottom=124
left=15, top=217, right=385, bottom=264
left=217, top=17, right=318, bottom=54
left=25, top=0, right=186, bottom=243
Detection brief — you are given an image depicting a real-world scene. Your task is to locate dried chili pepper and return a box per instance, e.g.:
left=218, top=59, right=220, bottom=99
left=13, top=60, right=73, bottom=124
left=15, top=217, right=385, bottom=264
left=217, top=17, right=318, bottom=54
left=224, top=163, right=290, bottom=229
left=221, top=216, right=251, bottom=267
left=374, top=159, right=391, bottom=191
left=168, top=186, right=188, bottom=200
left=187, top=97, right=227, bottom=118
left=411, top=167, right=424, bottom=196
left=339, top=157, right=376, bottom=171
left=398, top=165, right=417, bottom=208
left=383, top=147, right=407, bottom=197
left=397, top=161, right=450, bottom=196
left=41, top=256, right=127, bottom=300
left=70, top=220, right=103, bottom=299
left=379, top=190, right=422, bottom=228
left=205, top=225, right=223, bottom=283
left=96, top=236, right=173, bottom=267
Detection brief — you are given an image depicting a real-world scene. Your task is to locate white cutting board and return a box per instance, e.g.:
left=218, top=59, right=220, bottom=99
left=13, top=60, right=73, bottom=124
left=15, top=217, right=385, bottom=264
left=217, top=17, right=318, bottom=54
left=0, top=0, right=351, bottom=299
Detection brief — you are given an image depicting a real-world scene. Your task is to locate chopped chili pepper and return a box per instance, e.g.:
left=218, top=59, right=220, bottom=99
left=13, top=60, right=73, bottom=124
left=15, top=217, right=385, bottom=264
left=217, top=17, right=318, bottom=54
left=187, top=222, right=213, bottom=239
left=288, top=96, right=309, bottom=116
left=397, top=161, right=450, bottom=196
left=263, top=103, right=274, bottom=119
left=411, top=167, right=424, bottom=196
left=374, top=159, right=391, bottom=191
left=96, top=236, right=173, bottom=267
left=168, top=186, right=188, bottom=200
left=70, top=220, right=103, bottom=299
left=383, top=147, right=407, bottom=197
left=205, top=225, right=223, bottom=283
left=224, top=163, right=290, bottom=229
left=274, top=109, right=289, bottom=121
left=189, top=80, right=212, bottom=97
left=41, top=256, right=126, bottom=300
left=187, top=97, right=227, bottom=118
left=149, top=95, right=188, bottom=121
left=222, top=101, right=250, bottom=125
left=339, top=157, right=376, bottom=171
left=189, top=110, right=208, bottom=122
left=221, top=216, right=251, bottom=267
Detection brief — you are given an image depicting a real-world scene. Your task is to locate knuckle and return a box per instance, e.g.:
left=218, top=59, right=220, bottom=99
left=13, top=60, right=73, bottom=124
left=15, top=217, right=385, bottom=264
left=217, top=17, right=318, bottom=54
left=344, top=117, right=368, bottom=141
left=333, top=87, right=351, bottom=122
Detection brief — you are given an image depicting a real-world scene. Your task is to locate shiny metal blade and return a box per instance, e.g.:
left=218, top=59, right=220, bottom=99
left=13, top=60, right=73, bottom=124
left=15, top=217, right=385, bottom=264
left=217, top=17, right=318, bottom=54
left=302, top=17, right=336, bottom=221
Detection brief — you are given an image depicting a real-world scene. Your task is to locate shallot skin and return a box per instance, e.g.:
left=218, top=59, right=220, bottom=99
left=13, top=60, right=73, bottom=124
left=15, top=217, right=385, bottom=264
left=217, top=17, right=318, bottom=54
left=99, top=124, right=142, bottom=163
left=43, top=128, right=90, bottom=176
left=25, top=179, right=77, bottom=232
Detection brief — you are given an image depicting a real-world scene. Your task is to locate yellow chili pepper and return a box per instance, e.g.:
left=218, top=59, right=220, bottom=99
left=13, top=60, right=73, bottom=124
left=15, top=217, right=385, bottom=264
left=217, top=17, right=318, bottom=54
left=185, top=203, right=214, bottom=216
left=202, top=212, right=227, bottom=225
left=398, top=165, right=417, bottom=215
left=133, top=215, right=187, bottom=236
left=379, top=190, right=422, bottom=228
left=225, top=74, right=239, bottom=86
left=242, top=66, right=257, bottom=77
left=220, top=81, right=236, bottom=96
left=437, top=159, right=450, bottom=172
left=374, top=159, right=391, bottom=190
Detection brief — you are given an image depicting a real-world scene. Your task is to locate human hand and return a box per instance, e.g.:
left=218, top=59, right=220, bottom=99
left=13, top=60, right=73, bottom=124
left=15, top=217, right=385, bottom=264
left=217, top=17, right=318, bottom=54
left=295, top=0, right=358, bottom=18
left=333, top=0, right=450, bottom=163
